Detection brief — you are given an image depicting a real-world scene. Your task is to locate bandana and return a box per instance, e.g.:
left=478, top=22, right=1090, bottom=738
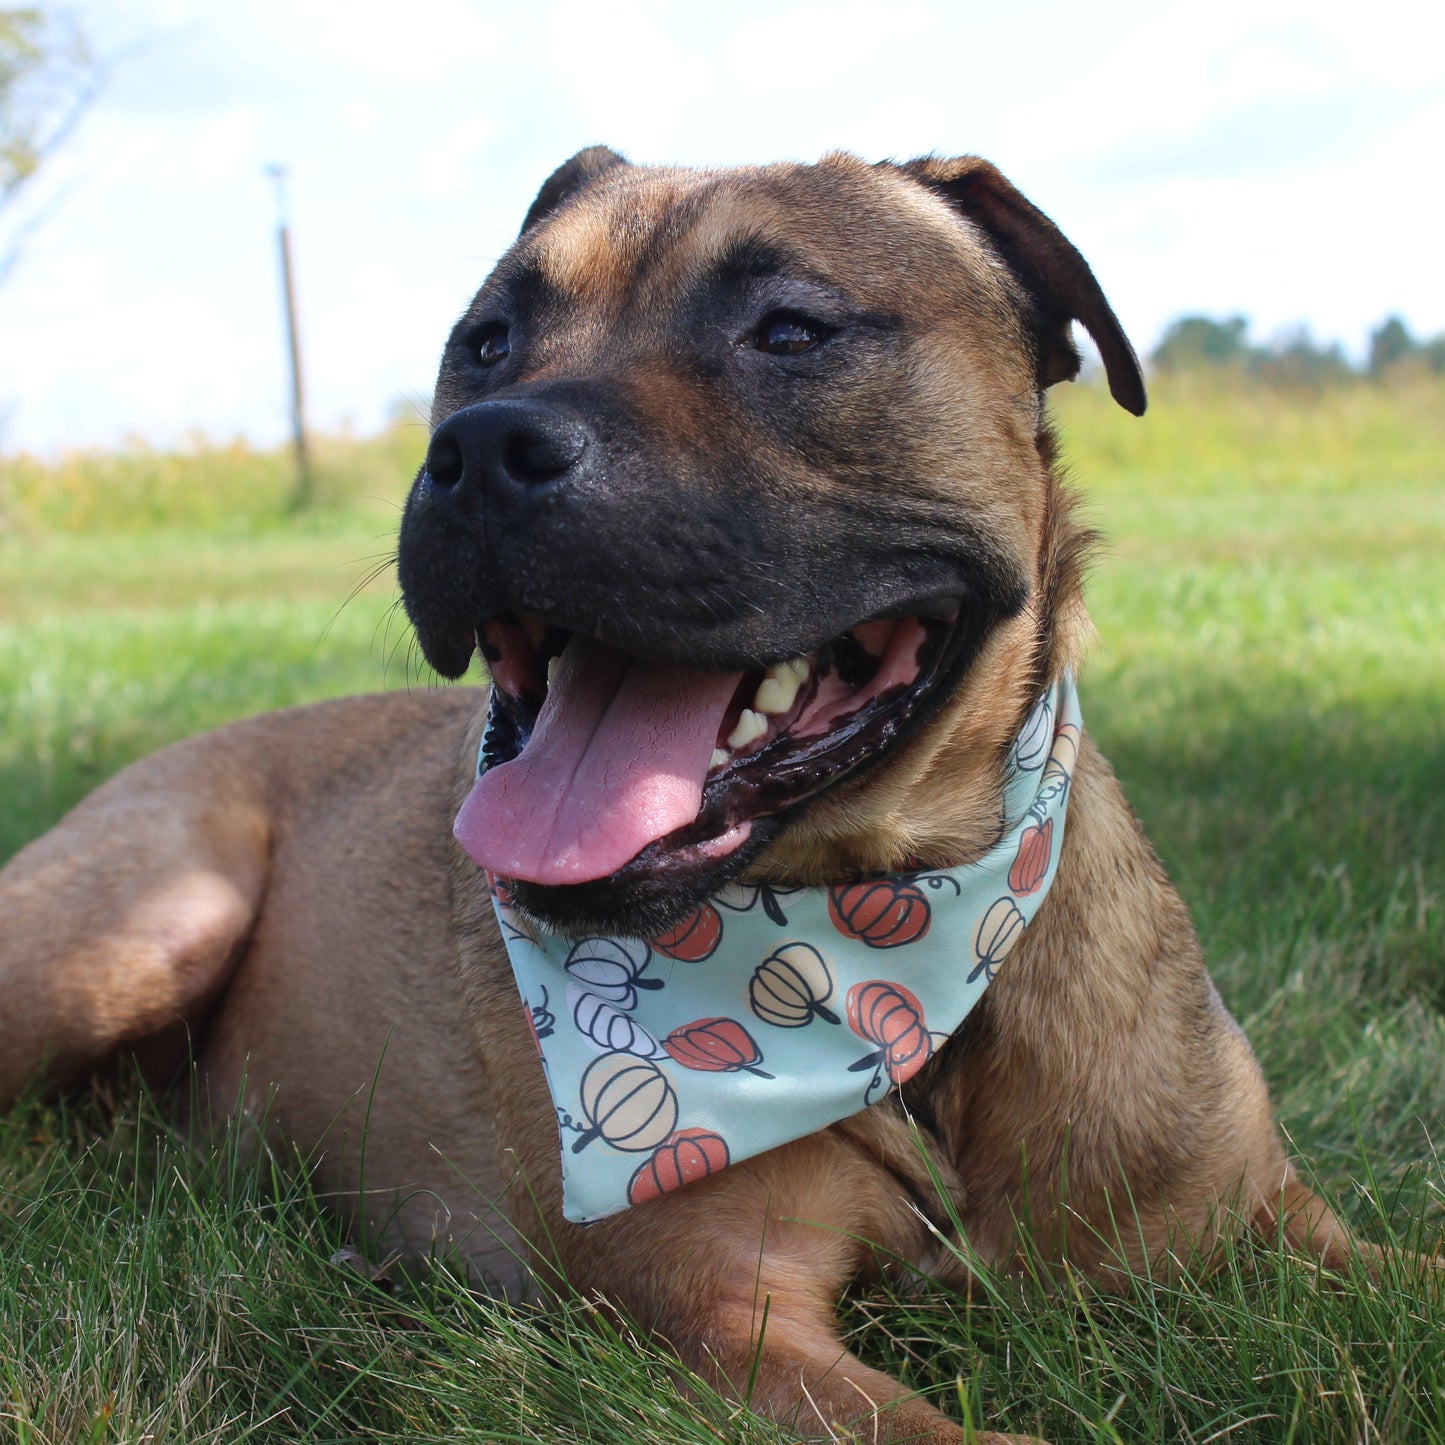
left=478, top=675, right=1081, bottom=1223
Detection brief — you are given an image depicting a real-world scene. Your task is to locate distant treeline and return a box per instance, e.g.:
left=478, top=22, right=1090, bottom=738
left=1151, top=315, right=1445, bottom=385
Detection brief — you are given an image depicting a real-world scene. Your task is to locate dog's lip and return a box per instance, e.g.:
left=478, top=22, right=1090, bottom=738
left=546, top=817, right=759, bottom=911
left=871, top=592, right=959, bottom=622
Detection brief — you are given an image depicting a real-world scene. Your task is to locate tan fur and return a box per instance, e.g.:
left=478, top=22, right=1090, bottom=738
left=0, top=154, right=1400, bottom=1442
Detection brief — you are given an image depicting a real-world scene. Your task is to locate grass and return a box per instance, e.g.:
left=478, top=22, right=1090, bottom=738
left=1, top=375, right=1443, bottom=1441
left=0, top=427, right=432, bottom=860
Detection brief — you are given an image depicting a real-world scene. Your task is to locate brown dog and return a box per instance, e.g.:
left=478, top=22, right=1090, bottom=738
left=0, top=149, right=1371, bottom=1443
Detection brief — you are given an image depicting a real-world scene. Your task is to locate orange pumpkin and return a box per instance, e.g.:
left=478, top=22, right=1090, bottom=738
left=627, top=1128, right=731, bottom=1205
left=828, top=879, right=931, bottom=948
left=845, top=979, right=932, bottom=1084
left=662, top=1017, right=772, bottom=1077
left=651, top=902, right=723, bottom=961
left=525, top=989, right=555, bottom=1052
left=1008, top=818, right=1053, bottom=896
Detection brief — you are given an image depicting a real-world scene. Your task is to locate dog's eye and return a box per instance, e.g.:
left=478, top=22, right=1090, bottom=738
left=754, top=313, right=829, bottom=356
left=476, top=324, right=511, bottom=367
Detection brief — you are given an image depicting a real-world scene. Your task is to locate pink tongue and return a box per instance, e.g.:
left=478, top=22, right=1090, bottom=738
left=454, top=636, right=744, bottom=885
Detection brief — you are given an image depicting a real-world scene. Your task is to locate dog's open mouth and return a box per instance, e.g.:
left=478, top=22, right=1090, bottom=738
left=453, top=610, right=958, bottom=901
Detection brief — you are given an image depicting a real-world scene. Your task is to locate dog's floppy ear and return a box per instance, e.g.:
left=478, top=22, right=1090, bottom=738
left=899, top=155, right=1147, bottom=416
left=520, top=146, right=628, bottom=235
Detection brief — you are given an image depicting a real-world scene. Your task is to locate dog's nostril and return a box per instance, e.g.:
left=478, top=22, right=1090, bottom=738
left=502, top=424, right=587, bottom=486
left=426, top=433, right=464, bottom=490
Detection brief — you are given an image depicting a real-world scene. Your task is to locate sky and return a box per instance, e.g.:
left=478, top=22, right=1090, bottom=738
left=1, top=0, right=1442, bottom=455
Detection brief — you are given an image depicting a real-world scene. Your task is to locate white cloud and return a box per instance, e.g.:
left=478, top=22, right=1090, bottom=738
left=1, top=0, right=1441, bottom=452
left=341, top=100, right=378, bottom=137
left=415, top=116, right=499, bottom=202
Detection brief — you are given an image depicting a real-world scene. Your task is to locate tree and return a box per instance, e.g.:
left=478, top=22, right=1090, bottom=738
left=1151, top=315, right=1252, bottom=371
left=0, top=6, right=98, bottom=285
left=1251, top=325, right=1352, bottom=391
left=1368, top=316, right=1415, bottom=377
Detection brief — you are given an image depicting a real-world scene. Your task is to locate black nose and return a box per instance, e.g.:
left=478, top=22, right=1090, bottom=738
left=424, top=399, right=591, bottom=502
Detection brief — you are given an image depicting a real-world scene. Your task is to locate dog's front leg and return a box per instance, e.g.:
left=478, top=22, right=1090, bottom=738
left=1252, top=1167, right=1445, bottom=1284
left=524, top=1127, right=1044, bottom=1444
left=0, top=730, right=273, bottom=1103
left=680, top=1281, right=1041, bottom=1444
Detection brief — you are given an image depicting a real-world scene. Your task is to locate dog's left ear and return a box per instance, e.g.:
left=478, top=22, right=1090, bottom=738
left=520, top=145, right=629, bottom=235
left=899, top=156, right=1147, bottom=416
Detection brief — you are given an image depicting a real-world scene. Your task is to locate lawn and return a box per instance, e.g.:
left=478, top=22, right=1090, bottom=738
left=0, top=376, right=1442, bottom=1443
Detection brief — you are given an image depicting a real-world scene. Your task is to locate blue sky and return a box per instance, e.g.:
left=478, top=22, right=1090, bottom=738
left=1, top=0, right=1441, bottom=454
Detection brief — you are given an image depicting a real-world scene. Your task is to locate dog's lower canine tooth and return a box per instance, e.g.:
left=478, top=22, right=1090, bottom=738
left=546, top=656, right=558, bottom=684
left=754, top=661, right=803, bottom=715
left=726, top=708, right=767, bottom=750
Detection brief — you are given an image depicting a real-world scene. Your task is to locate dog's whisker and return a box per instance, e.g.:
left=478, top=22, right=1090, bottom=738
left=317, top=554, right=402, bottom=654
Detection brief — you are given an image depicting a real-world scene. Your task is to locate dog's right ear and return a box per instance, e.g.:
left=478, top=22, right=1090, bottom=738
left=520, top=146, right=628, bottom=235
left=898, top=155, right=1147, bottom=416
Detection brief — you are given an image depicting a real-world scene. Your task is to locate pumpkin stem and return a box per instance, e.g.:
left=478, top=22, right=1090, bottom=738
left=761, top=890, right=790, bottom=926
left=571, top=1125, right=603, bottom=1153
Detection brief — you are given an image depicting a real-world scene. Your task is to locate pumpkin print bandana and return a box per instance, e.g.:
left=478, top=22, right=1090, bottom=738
left=482, top=674, right=1082, bottom=1223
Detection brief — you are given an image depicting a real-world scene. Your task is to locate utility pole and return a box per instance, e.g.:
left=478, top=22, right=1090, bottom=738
left=265, top=163, right=313, bottom=509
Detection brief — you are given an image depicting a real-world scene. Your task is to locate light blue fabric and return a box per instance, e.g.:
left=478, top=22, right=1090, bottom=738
left=483, top=675, right=1082, bottom=1223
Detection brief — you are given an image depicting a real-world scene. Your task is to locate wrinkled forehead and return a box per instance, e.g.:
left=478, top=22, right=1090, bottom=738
left=498, top=156, right=1016, bottom=318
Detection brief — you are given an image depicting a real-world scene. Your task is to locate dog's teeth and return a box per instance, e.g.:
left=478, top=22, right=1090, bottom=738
left=753, top=680, right=787, bottom=714
left=709, top=749, right=729, bottom=771
left=546, top=656, right=558, bottom=684
left=754, top=660, right=804, bottom=715
left=753, top=657, right=810, bottom=715
left=726, top=708, right=768, bottom=750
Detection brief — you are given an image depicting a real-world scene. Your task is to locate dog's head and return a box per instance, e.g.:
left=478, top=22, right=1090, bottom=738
left=398, top=148, right=1144, bottom=936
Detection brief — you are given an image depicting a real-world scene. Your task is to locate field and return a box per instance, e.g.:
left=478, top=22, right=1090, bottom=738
left=1, top=376, right=1442, bottom=1442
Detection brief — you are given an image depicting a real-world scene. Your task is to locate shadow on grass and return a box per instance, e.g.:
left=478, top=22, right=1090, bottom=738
left=1086, top=674, right=1445, bottom=1207
left=1090, top=674, right=1444, bottom=994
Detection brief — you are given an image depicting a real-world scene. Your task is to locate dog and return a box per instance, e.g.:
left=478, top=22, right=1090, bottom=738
left=0, top=147, right=1380, bottom=1443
